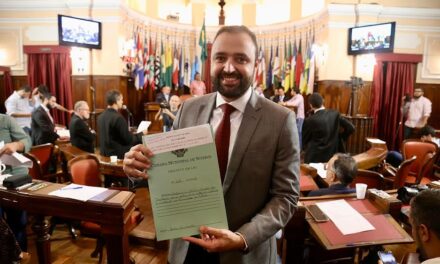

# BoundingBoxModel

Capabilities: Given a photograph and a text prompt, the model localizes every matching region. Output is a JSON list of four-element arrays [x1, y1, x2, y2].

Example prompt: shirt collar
[[215, 87, 252, 114], [314, 106, 325, 113], [41, 104, 50, 113]]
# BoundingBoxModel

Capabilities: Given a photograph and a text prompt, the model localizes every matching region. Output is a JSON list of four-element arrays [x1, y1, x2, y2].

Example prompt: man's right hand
[[123, 144, 154, 179]]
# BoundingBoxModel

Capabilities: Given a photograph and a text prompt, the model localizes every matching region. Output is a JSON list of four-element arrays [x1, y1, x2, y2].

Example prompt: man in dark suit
[[69, 101, 95, 153], [155, 86, 171, 104], [98, 89, 147, 159], [272, 87, 290, 104], [31, 92, 65, 145], [308, 153, 358, 197], [123, 26, 300, 264], [303, 93, 355, 163]]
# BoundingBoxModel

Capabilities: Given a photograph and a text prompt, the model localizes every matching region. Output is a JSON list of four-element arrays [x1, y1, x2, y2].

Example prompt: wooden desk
[[58, 144, 126, 178], [0, 182, 136, 264], [282, 191, 411, 263], [300, 164, 319, 194], [353, 138, 388, 170]]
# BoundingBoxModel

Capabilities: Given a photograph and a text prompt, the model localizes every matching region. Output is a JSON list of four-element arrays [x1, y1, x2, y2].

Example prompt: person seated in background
[[69, 101, 95, 153], [5, 84, 35, 135], [407, 189, 440, 263], [386, 125, 439, 168], [154, 95, 181, 132], [155, 86, 171, 104], [308, 153, 358, 197], [31, 92, 68, 145], [272, 86, 290, 103], [254, 84, 265, 97], [98, 89, 147, 159], [0, 114, 31, 253], [190, 72, 206, 97]]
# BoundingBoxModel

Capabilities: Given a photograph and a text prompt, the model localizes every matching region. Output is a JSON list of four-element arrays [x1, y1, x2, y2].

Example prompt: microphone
[[122, 105, 133, 116]]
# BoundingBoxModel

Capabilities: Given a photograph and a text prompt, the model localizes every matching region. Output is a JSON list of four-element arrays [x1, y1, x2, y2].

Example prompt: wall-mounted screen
[[348, 22, 396, 55], [58, 14, 101, 49]]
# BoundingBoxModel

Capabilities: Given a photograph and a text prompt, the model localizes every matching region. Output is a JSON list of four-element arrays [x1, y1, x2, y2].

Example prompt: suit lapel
[[223, 92, 262, 194], [195, 93, 216, 126]]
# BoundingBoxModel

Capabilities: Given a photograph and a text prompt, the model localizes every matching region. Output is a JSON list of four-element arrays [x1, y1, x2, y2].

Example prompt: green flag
[[199, 19, 207, 62]]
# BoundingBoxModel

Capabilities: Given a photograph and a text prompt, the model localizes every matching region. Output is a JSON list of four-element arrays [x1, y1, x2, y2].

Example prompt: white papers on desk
[[137, 121, 151, 133], [316, 200, 375, 235], [49, 183, 108, 202], [309, 163, 327, 178], [1, 152, 33, 168], [366, 138, 386, 144], [56, 129, 70, 138]]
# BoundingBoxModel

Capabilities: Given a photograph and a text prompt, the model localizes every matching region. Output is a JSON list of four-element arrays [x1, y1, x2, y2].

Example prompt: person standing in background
[[5, 85, 35, 135], [403, 88, 432, 139], [281, 88, 305, 149], [190, 72, 207, 97]]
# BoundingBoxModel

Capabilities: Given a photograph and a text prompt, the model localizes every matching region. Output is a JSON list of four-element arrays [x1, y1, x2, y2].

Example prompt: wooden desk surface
[[0, 182, 136, 264]]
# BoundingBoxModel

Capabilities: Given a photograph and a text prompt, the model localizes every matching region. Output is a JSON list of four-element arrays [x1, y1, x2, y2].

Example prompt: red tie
[[215, 104, 236, 182]]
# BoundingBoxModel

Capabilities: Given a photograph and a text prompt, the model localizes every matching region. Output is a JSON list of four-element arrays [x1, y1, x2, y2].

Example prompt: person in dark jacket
[[303, 93, 355, 163], [308, 153, 358, 197], [69, 101, 95, 153]]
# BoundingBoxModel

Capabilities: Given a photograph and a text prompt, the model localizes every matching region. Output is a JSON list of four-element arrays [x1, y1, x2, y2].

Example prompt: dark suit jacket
[[307, 183, 355, 197], [302, 109, 355, 163], [97, 108, 142, 159], [272, 95, 290, 103], [168, 92, 300, 264], [31, 106, 59, 145], [155, 92, 170, 103], [69, 114, 95, 153]]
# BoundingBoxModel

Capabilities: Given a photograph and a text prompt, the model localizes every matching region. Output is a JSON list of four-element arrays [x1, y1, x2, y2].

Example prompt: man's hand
[[0, 142, 23, 156], [183, 226, 246, 253], [123, 144, 154, 179]]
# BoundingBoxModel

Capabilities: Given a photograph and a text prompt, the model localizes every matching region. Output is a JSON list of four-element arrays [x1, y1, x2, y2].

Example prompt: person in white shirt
[[409, 189, 440, 264], [403, 88, 432, 139], [5, 85, 34, 134]]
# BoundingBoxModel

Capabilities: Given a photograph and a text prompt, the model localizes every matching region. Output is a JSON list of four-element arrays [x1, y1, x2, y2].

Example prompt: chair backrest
[[68, 154, 101, 187], [416, 151, 436, 184], [402, 139, 438, 175], [349, 169, 386, 190], [393, 156, 417, 188], [23, 152, 44, 180], [29, 143, 54, 175]]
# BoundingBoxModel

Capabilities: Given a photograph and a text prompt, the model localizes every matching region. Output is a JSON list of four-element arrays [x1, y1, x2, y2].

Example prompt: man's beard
[[212, 71, 253, 100], [414, 95, 422, 99], [46, 103, 53, 110]]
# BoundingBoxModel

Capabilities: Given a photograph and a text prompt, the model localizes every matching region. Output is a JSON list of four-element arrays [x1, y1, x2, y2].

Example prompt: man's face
[[79, 103, 90, 120], [211, 32, 256, 101], [413, 89, 423, 99], [278, 89, 285, 96], [21, 91, 31, 99], [47, 96, 56, 109], [162, 87, 171, 95], [410, 215, 428, 260], [169, 95, 181, 110], [116, 95, 124, 109]]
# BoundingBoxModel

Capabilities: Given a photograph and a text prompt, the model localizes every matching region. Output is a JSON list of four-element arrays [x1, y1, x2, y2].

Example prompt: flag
[[283, 40, 291, 91], [172, 45, 180, 88], [148, 37, 156, 91], [199, 19, 207, 63], [191, 55, 200, 81], [266, 46, 273, 89], [165, 42, 173, 87], [300, 36, 311, 94], [272, 46, 280, 86], [184, 45, 191, 87], [254, 46, 263, 86], [154, 40, 162, 90], [179, 45, 184, 88], [290, 41, 296, 90], [143, 36, 149, 90], [133, 31, 144, 90], [306, 37, 316, 95], [295, 38, 303, 88]]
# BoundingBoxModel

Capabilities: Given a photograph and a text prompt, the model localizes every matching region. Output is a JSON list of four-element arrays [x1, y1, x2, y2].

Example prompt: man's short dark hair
[[213, 25, 258, 62], [41, 92, 52, 100], [19, 85, 31, 93], [308, 93, 323, 108], [333, 153, 358, 185], [410, 189, 440, 239], [420, 125, 436, 137], [106, 89, 121, 106], [293, 88, 300, 94], [38, 84, 49, 94]]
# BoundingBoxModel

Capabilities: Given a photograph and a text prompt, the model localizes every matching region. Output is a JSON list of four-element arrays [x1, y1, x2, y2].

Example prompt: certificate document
[[142, 124, 228, 241]]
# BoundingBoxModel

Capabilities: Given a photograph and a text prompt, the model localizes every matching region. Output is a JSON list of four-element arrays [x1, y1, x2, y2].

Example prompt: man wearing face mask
[[69, 101, 95, 153], [123, 26, 300, 264], [31, 92, 67, 145], [403, 88, 432, 139]]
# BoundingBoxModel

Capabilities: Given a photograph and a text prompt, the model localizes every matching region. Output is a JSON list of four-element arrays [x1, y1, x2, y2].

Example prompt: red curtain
[[25, 46, 73, 126], [370, 54, 422, 150]]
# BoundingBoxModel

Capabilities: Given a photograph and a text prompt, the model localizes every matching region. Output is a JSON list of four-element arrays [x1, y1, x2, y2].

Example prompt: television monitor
[[58, 14, 102, 49], [348, 22, 396, 55]]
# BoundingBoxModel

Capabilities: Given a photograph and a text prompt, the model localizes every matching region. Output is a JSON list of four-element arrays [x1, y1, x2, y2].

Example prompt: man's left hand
[[183, 226, 246, 253], [0, 142, 22, 156]]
